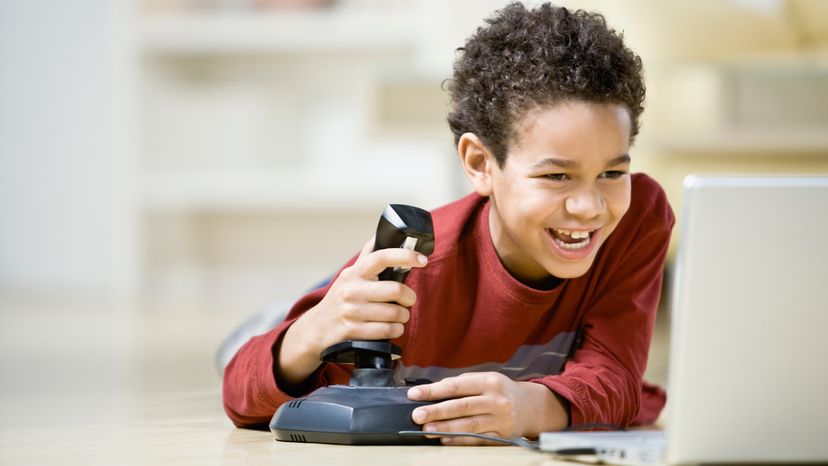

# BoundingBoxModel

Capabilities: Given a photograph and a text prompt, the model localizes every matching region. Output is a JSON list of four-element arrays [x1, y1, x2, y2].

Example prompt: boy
[[223, 2, 673, 444]]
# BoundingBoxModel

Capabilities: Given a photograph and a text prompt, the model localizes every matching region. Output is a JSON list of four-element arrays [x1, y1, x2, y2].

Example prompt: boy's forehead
[[507, 101, 632, 160], [513, 101, 630, 133]]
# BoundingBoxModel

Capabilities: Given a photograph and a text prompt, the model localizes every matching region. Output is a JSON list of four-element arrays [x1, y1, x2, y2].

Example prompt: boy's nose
[[564, 187, 606, 219]]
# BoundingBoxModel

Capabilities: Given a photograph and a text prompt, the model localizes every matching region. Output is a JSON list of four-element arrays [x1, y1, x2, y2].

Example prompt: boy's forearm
[[518, 381, 570, 438], [274, 318, 323, 389]]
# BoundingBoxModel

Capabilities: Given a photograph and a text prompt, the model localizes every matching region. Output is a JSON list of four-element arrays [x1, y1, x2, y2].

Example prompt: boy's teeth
[[553, 228, 591, 239], [549, 228, 593, 250], [553, 235, 590, 250]]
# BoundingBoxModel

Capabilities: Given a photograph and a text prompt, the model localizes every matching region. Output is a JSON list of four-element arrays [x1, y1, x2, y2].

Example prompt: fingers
[[344, 320, 406, 341], [342, 302, 410, 325], [333, 280, 417, 308], [311, 236, 424, 346], [354, 247, 428, 279], [438, 431, 506, 446], [407, 373, 521, 444], [418, 409, 505, 445], [411, 396, 490, 424], [362, 280, 417, 307], [408, 373, 499, 401], [322, 298, 410, 341], [424, 413, 495, 436]]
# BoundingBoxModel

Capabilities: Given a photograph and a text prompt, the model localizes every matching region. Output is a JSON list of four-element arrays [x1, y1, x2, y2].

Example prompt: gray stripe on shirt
[[396, 331, 576, 383]]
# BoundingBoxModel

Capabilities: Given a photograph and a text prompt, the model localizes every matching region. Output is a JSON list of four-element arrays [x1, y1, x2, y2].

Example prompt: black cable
[[398, 430, 604, 457], [398, 422, 625, 452], [397, 430, 539, 449]]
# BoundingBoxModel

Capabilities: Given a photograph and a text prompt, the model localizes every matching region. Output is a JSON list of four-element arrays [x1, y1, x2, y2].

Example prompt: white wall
[[0, 0, 138, 297], [2, 0, 826, 305]]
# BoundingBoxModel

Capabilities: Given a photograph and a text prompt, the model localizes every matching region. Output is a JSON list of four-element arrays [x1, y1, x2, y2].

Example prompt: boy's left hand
[[407, 372, 566, 445]]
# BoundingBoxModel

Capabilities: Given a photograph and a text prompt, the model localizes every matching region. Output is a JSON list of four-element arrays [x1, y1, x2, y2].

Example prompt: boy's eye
[[600, 170, 628, 180], [543, 173, 569, 181]]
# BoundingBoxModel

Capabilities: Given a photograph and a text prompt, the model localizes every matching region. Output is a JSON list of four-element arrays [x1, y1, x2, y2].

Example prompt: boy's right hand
[[276, 238, 428, 388]]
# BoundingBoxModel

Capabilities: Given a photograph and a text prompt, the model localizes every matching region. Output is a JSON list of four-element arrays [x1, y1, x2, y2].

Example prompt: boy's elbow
[[222, 381, 255, 428], [221, 355, 274, 428], [574, 367, 642, 428], [223, 399, 271, 429], [222, 373, 276, 428], [609, 370, 642, 427]]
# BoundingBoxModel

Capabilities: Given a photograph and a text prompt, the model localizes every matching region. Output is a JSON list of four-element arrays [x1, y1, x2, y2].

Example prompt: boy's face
[[486, 101, 632, 283]]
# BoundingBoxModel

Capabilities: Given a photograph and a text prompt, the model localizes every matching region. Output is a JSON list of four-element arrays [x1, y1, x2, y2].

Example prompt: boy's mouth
[[547, 228, 596, 251]]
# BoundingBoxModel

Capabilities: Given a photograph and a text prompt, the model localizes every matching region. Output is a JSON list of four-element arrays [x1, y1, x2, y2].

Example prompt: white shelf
[[140, 10, 416, 56], [142, 170, 456, 212], [655, 129, 828, 156]]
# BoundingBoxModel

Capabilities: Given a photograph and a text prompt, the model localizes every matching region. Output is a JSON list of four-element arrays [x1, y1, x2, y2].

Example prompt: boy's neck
[[527, 275, 563, 291]]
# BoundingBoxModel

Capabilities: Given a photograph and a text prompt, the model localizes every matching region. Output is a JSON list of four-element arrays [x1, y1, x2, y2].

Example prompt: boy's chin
[[547, 259, 595, 279]]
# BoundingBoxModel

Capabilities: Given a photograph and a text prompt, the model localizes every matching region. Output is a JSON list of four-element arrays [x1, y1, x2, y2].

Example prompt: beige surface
[[0, 295, 668, 465], [0, 389, 567, 466]]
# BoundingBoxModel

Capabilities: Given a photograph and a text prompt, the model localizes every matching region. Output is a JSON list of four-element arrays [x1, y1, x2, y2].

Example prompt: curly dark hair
[[446, 2, 645, 166]]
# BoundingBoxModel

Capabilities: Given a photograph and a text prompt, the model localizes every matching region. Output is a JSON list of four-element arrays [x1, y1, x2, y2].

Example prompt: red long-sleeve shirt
[[223, 173, 674, 428]]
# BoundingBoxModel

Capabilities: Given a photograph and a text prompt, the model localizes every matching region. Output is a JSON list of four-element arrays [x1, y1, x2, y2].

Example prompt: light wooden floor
[[0, 294, 670, 465]]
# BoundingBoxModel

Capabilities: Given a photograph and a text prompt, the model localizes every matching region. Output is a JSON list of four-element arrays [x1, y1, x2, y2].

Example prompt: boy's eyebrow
[[531, 154, 631, 170], [606, 154, 632, 167]]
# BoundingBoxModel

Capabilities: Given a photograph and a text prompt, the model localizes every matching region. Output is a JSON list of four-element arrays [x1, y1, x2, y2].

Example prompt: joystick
[[270, 204, 437, 445]]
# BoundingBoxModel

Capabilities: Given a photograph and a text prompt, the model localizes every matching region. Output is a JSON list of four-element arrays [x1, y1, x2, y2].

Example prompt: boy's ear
[[458, 133, 496, 197]]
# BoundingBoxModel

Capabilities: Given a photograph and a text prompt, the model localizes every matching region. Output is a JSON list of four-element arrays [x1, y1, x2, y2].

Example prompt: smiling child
[[223, 2, 674, 444]]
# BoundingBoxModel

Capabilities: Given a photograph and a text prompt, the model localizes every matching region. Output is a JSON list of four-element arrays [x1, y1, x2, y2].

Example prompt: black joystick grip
[[321, 204, 434, 387], [374, 204, 435, 282]]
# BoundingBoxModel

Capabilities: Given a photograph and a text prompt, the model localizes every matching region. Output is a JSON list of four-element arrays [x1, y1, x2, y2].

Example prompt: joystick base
[[270, 385, 437, 445]]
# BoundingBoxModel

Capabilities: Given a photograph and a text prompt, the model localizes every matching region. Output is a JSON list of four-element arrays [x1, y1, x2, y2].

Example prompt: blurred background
[[1, 0, 827, 439]]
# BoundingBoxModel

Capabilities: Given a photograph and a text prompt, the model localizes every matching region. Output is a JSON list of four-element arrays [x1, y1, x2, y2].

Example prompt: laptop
[[540, 175, 828, 465]]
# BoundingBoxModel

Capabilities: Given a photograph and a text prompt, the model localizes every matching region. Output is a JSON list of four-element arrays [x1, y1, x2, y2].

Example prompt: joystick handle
[[374, 204, 435, 282], [321, 204, 434, 387]]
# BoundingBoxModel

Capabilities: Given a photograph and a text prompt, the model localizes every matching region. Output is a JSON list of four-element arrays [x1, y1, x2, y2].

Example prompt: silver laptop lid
[[666, 175, 828, 464]]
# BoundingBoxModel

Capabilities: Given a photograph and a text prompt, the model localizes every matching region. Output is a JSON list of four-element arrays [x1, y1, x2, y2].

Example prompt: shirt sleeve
[[531, 210, 674, 428], [222, 259, 357, 428]]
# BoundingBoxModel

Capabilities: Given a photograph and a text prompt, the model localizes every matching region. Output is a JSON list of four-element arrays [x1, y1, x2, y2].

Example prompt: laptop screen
[[666, 175, 828, 464]]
